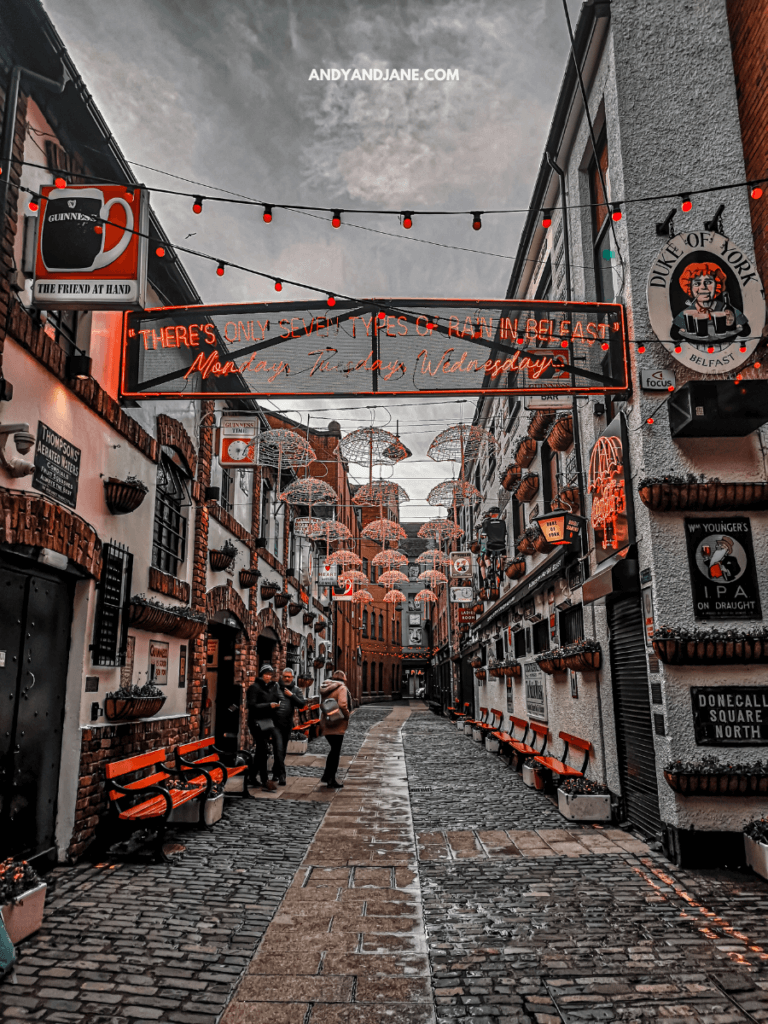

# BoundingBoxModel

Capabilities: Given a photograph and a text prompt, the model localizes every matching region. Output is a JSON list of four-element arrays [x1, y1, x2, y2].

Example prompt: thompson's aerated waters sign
[[121, 299, 627, 400]]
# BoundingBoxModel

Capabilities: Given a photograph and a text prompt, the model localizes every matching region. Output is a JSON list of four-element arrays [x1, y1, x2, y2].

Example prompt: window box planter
[[1, 882, 47, 945], [289, 601, 304, 616], [664, 760, 768, 796], [303, 611, 316, 626], [475, 669, 486, 681], [239, 568, 261, 589], [528, 410, 556, 441], [745, 835, 768, 881], [652, 626, 768, 666], [105, 695, 166, 721], [546, 413, 574, 452], [469, 655, 483, 669], [127, 597, 206, 639], [260, 583, 279, 601], [557, 788, 611, 821], [536, 641, 601, 674], [210, 544, 237, 571], [505, 559, 526, 580], [514, 437, 537, 468], [522, 762, 545, 789], [564, 649, 601, 672], [503, 661, 522, 678], [273, 592, 290, 609], [314, 621, 327, 633], [104, 476, 148, 516], [514, 473, 539, 503], [168, 792, 224, 827], [638, 478, 768, 513], [501, 464, 522, 491]]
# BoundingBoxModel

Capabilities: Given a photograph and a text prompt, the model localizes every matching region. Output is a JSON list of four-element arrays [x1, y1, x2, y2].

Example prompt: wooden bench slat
[[177, 738, 216, 756], [105, 749, 167, 779], [529, 722, 548, 737], [509, 716, 527, 730], [559, 731, 591, 752], [534, 755, 583, 778]]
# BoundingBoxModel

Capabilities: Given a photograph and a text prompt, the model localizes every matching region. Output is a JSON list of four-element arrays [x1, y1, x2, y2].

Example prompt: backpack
[[320, 695, 344, 724]]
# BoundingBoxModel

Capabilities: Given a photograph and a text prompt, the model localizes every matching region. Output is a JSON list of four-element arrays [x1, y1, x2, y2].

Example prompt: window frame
[[152, 454, 189, 577]]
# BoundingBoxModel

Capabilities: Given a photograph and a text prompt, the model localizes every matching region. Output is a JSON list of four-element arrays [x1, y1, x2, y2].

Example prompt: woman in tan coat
[[319, 670, 351, 789]]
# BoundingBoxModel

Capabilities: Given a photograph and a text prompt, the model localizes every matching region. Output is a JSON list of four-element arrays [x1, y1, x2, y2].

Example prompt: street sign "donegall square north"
[[121, 298, 627, 400]]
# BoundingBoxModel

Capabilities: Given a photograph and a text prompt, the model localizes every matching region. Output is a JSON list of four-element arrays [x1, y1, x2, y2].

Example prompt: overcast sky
[[43, 0, 579, 520]]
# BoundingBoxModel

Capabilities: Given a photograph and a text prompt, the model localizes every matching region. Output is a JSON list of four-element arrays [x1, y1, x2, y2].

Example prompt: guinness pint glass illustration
[[40, 187, 134, 272]]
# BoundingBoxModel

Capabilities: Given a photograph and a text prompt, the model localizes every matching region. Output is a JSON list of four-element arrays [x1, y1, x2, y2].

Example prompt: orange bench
[[175, 737, 252, 797], [448, 701, 470, 721], [106, 748, 212, 861], [487, 708, 504, 737], [498, 718, 547, 760], [534, 731, 591, 780], [293, 700, 321, 735]]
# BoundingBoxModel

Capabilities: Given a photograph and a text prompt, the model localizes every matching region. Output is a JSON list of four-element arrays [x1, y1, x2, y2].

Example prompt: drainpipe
[[0, 62, 69, 245]]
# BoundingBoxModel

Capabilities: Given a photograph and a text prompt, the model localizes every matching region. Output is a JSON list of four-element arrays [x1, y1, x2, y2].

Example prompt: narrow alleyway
[[4, 707, 768, 1024]]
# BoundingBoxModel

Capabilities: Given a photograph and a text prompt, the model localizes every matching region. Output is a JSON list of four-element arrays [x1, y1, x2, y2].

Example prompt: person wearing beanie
[[272, 668, 309, 786], [318, 669, 351, 789], [245, 663, 285, 792]]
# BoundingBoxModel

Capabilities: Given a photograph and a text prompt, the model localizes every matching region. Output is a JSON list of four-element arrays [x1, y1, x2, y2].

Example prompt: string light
[[751, 185, 763, 200], [54, 176, 66, 189], [192, 196, 203, 214], [680, 194, 692, 212], [155, 246, 165, 257], [402, 212, 413, 229], [646, 417, 654, 425], [601, 341, 610, 350], [377, 310, 386, 319], [472, 212, 482, 231], [332, 210, 342, 228], [740, 343, 747, 352], [637, 344, 646, 353], [327, 294, 336, 307], [674, 344, 682, 353], [542, 210, 552, 229], [216, 262, 225, 276], [611, 203, 622, 221], [560, 339, 569, 348], [274, 279, 282, 292], [28, 199, 38, 212], [263, 204, 273, 223]]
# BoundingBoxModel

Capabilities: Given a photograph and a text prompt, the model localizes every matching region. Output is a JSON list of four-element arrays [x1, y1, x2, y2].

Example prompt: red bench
[[175, 737, 252, 797], [487, 708, 504, 736], [498, 718, 547, 760], [466, 705, 488, 730], [293, 700, 321, 735], [534, 731, 592, 780], [106, 748, 213, 861]]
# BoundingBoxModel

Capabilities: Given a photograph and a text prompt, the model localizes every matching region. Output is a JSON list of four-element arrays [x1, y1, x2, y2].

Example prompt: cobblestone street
[[3, 707, 768, 1024]]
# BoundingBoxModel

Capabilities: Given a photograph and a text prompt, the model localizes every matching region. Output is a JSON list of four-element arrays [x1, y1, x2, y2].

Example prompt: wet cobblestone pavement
[[4, 707, 768, 1024]]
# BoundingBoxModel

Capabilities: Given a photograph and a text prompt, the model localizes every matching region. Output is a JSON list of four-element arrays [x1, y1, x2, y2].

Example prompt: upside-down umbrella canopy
[[338, 570, 369, 585], [418, 568, 448, 585], [383, 589, 406, 604], [280, 479, 337, 506], [416, 550, 452, 568], [372, 549, 408, 569], [350, 589, 374, 604], [293, 518, 352, 543], [361, 518, 407, 543], [352, 481, 410, 508], [337, 427, 411, 467], [427, 424, 499, 463], [257, 429, 316, 469], [427, 479, 483, 508], [377, 569, 409, 586], [326, 549, 362, 567], [418, 519, 464, 542], [415, 588, 438, 603]]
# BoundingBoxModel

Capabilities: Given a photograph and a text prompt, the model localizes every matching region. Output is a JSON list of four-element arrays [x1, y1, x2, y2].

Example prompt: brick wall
[[148, 566, 190, 603], [0, 490, 102, 579]]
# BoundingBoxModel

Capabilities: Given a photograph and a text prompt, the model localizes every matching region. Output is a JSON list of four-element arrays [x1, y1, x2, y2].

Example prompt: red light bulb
[[192, 197, 203, 214], [327, 294, 336, 307], [751, 185, 763, 200], [28, 199, 39, 212], [668, 384, 674, 392], [471, 212, 482, 230], [560, 339, 568, 348], [377, 310, 386, 319], [155, 246, 165, 257], [611, 203, 622, 221], [681, 194, 692, 212], [740, 344, 747, 352], [332, 210, 341, 228], [755, 361, 762, 369], [637, 344, 646, 353], [707, 345, 714, 353], [216, 263, 225, 277], [674, 344, 682, 353], [601, 342, 610, 350], [402, 213, 413, 229], [274, 280, 282, 292], [646, 417, 654, 425], [542, 210, 552, 229], [54, 176, 66, 189], [263, 205, 273, 223]]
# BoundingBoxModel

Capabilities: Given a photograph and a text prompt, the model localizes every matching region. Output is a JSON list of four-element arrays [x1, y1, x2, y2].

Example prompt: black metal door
[[210, 625, 240, 754], [608, 595, 661, 838], [0, 565, 72, 860]]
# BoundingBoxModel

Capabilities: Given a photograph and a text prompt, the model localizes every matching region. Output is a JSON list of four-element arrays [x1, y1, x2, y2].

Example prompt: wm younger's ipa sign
[[121, 299, 627, 400]]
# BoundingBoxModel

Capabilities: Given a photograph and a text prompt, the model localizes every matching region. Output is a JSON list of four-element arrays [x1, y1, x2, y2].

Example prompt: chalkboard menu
[[32, 421, 81, 508], [691, 686, 768, 746]]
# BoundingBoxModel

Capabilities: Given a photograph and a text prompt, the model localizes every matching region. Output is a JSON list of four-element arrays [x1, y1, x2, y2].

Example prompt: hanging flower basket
[[314, 620, 327, 633], [260, 583, 279, 601], [475, 669, 486, 681], [105, 695, 167, 721], [303, 611, 316, 626], [558, 485, 581, 510], [652, 626, 768, 666], [210, 543, 237, 571], [104, 476, 148, 516], [514, 473, 539, 503], [505, 660, 522, 678], [501, 464, 523, 491], [514, 437, 537, 468], [532, 526, 554, 554], [470, 655, 483, 669], [472, 602, 484, 615], [527, 410, 556, 441], [289, 601, 303, 616], [313, 657, 325, 669], [239, 568, 261, 589], [664, 758, 768, 796], [638, 477, 768, 513], [546, 413, 574, 452], [273, 592, 290, 609], [516, 532, 536, 556], [505, 559, 526, 580], [536, 640, 601, 674], [296, 674, 313, 688], [127, 597, 206, 639], [478, 588, 488, 601], [488, 586, 499, 600], [470, 540, 481, 554]]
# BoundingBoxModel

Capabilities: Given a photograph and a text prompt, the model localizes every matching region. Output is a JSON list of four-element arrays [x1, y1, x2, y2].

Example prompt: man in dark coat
[[245, 663, 283, 792], [273, 668, 309, 786]]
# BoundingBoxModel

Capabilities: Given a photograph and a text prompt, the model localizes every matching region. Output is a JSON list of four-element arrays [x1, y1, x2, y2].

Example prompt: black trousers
[[251, 725, 285, 785], [276, 725, 292, 780], [323, 734, 344, 782]]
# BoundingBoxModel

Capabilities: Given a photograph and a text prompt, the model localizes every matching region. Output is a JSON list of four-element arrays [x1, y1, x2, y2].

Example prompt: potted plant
[[303, 610, 316, 626], [0, 858, 46, 945], [562, 639, 601, 672], [531, 523, 554, 554], [557, 777, 612, 822], [546, 412, 574, 452], [127, 596, 206, 639], [505, 659, 522, 678], [505, 558, 526, 580], [535, 651, 557, 675], [744, 818, 768, 881], [261, 581, 279, 601], [527, 410, 556, 441], [297, 673, 314, 687], [469, 654, 483, 669], [488, 586, 499, 600], [210, 540, 237, 571], [488, 657, 501, 679], [516, 530, 536, 556], [652, 625, 768, 666], [514, 473, 539, 503], [103, 474, 148, 515], [288, 600, 303, 616], [105, 681, 167, 721], [273, 592, 290, 609], [501, 464, 523, 491], [475, 668, 487, 681], [663, 757, 768, 796], [314, 620, 327, 634], [168, 778, 226, 827], [559, 485, 580, 510], [239, 567, 261, 589], [638, 475, 768, 513], [514, 437, 537, 468]]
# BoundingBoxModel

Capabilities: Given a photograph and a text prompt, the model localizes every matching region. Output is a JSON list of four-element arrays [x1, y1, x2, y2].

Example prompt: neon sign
[[121, 298, 627, 400], [587, 415, 634, 562]]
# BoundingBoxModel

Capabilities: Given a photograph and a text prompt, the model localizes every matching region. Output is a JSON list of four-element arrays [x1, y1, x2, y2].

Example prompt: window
[[589, 131, 614, 302], [362, 661, 368, 691], [378, 662, 384, 692], [220, 466, 234, 514], [541, 444, 559, 511], [514, 629, 526, 660], [532, 619, 550, 654], [261, 482, 272, 541], [152, 455, 188, 576], [42, 308, 81, 356], [559, 603, 584, 645], [362, 557, 369, 580], [362, 610, 368, 637], [378, 614, 384, 640]]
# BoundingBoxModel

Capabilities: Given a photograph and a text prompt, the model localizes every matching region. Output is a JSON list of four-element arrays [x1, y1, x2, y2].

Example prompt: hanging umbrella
[[350, 589, 374, 604], [352, 481, 410, 508], [427, 424, 499, 464], [418, 519, 464, 543], [362, 518, 407, 543], [293, 519, 352, 543], [418, 569, 448, 586], [372, 550, 408, 569], [280, 479, 337, 507], [338, 570, 370, 585], [427, 479, 483, 508], [337, 426, 411, 470], [415, 588, 438, 603], [416, 550, 452, 568], [383, 589, 406, 604], [258, 429, 316, 492], [326, 549, 362, 567], [377, 569, 409, 586]]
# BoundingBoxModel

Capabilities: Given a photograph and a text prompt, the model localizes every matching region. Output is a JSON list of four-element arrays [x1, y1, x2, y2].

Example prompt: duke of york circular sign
[[647, 230, 765, 373]]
